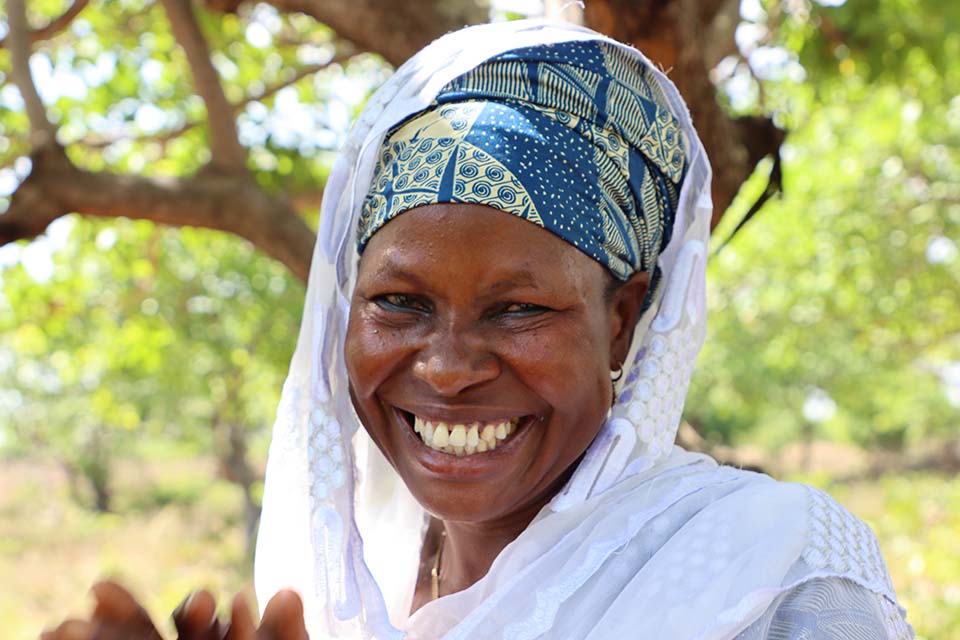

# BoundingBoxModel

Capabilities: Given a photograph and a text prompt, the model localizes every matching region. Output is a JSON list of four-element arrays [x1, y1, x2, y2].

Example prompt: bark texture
[[258, 0, 489, 66], [2, 145, 315, 281], [0, 0, 89, 48]]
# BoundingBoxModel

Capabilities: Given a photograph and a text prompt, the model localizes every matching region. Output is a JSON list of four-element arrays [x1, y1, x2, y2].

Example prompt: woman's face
[[345, 203, 648, 526]]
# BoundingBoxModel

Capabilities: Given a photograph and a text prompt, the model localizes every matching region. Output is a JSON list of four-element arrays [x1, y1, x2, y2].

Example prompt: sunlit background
[[1, 0, 957, 638]]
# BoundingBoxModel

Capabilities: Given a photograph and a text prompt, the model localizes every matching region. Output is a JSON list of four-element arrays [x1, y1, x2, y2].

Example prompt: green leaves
[[688, 0, 960, 450], [0, 213, 303, 496]]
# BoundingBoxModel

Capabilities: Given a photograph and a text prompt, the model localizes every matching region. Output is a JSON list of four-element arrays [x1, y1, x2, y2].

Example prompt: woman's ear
[[608, 271, 651, 370]]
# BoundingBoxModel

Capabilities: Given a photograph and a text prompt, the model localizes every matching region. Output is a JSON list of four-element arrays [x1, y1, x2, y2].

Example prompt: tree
[[2, 0, 956, 515], [0, 0, 486, 280], [1, 0, 788, 277], [0, 0, 784, 526], [684, 0, 960, 455], [0, 214, 302, 547]]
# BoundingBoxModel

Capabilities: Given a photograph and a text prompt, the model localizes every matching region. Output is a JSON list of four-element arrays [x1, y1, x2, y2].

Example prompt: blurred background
[[0, 0, 957, 638]]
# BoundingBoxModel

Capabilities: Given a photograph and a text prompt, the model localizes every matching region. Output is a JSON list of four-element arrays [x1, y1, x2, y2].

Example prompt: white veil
[[255, 20, 901, 640]]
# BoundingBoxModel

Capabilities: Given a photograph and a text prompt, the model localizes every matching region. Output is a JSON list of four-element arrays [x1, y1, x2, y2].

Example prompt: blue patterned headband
[[358, 40, 687, 291]]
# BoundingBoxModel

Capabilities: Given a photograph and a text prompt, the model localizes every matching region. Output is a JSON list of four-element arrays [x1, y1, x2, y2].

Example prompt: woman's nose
[[412, 330, 500, 396]]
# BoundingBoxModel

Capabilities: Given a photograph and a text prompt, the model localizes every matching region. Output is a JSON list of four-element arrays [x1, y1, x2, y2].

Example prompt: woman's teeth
[[413, 416, 520, 456]]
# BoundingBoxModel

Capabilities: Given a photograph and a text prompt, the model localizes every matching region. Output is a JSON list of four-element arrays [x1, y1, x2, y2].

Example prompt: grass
[[2, 456, 956, 639], [0, 457, 251, 640]]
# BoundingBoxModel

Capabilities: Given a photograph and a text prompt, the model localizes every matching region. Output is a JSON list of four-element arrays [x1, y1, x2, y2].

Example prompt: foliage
[[0, 0, 383, 514], [685, 0, 960, 450], [0, 0, 386, 194], [0, 0, 957, 632], [0, 215, 304, 511]]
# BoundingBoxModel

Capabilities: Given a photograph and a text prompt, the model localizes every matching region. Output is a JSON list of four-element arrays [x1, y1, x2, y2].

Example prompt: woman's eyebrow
[[482, 271, 540, 294], [369, 258, 430, 287], [372, 255, 541, 291]]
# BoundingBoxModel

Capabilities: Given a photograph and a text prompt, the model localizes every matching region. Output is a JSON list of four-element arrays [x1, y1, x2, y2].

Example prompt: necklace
[[430, 529, 446, 600]]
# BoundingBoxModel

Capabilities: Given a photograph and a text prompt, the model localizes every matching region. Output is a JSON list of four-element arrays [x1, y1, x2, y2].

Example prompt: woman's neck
[[439, 511, 535, 593], [409, 499, 543, 614], [410, 465, 579, 614]]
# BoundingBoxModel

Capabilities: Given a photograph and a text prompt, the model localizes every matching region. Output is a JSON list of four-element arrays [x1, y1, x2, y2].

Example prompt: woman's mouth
[[400, 413, 526, 456]]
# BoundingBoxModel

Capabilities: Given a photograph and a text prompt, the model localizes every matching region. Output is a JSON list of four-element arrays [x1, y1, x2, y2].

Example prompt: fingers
[[90, 581, 163, 640], [40, 619, 94, 640], [172, 590, 221, 640], [221, 593, 255, 640], [90, 581, 136, 620], [257, 590, 308, 640]]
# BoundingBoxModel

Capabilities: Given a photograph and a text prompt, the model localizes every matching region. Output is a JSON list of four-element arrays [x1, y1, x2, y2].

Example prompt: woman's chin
[[415, 491, 510, 524], [388, 408, 548, 502]]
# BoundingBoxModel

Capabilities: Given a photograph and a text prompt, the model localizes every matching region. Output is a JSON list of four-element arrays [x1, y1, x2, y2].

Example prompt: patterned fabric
[[736, 578, 914, 640], [802, 486, 895, 595], [357, 41, 687, 292]]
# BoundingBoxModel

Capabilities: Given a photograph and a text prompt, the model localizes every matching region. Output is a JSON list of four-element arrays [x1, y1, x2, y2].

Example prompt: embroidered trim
[[801, 485, 895, 598]]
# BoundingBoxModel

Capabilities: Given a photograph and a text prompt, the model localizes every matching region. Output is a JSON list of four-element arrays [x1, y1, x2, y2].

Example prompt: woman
[[46, 20, 913, 640]]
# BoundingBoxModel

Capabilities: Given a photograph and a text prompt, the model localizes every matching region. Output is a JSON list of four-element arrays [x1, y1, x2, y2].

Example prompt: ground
[[2, 454, 957, 639]]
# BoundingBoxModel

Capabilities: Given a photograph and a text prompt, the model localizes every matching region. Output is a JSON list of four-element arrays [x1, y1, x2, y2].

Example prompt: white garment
[[738, 578, 913, 639], [254, 20, 912, 639]]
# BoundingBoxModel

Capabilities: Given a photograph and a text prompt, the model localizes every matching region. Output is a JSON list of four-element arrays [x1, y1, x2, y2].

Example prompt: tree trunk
[[90, 470, 112, 513], [259, 0, 490, 67], [214, 419, 261, 556], [81, 427, 113, 513]]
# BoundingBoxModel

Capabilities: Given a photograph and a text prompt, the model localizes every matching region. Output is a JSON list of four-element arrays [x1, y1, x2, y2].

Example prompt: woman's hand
[[40, 581, 164, 640], [219, 589, 309, 640], [40, 581, 308, 640]]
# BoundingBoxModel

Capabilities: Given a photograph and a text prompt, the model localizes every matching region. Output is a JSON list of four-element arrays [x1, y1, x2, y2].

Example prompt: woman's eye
[[501, 302, 548, 317], [374, 294, 430, 313]]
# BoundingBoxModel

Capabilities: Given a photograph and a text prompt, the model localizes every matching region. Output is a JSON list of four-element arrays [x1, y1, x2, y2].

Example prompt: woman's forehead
[[357, 203, 607, 294]]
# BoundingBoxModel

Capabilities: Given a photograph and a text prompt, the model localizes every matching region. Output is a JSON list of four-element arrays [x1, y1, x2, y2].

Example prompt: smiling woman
[[256, 23, 911, 640], [346, 203, 650, 612], [43, 19, 913, 640], [255, 21, 913, 639]]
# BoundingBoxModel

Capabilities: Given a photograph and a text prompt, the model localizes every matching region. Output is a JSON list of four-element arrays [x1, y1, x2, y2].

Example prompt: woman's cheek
[[345, 316, 394, 392], [504, 327, 604, 402]]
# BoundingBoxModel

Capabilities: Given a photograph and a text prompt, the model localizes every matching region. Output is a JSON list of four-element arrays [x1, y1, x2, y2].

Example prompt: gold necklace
[[430, 529, 446, 600]]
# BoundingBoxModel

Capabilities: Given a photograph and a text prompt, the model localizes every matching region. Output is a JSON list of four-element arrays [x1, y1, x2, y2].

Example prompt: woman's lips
[[392, 407, 540, 477]]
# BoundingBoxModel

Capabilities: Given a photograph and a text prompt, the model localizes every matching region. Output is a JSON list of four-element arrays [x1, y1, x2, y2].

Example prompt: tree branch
[[160, 0, 247, 171], [1, 146, 315, 281], [0, 0, 89, 48], [78, 58, 346, 149], [262, 0, 488, 66], [7, 0, 58, 146]]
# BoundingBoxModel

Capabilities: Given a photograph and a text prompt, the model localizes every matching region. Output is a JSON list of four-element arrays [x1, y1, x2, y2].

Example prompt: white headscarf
[[255, 20, 901, 639]]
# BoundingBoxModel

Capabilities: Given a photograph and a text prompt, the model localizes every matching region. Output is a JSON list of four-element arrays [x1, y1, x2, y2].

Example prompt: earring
[[611, 364, 624, 382]]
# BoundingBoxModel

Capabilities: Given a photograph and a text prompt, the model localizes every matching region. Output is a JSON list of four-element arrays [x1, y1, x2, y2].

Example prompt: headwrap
[[255, 21, 909, 640], [358, 41, 687, 299]]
